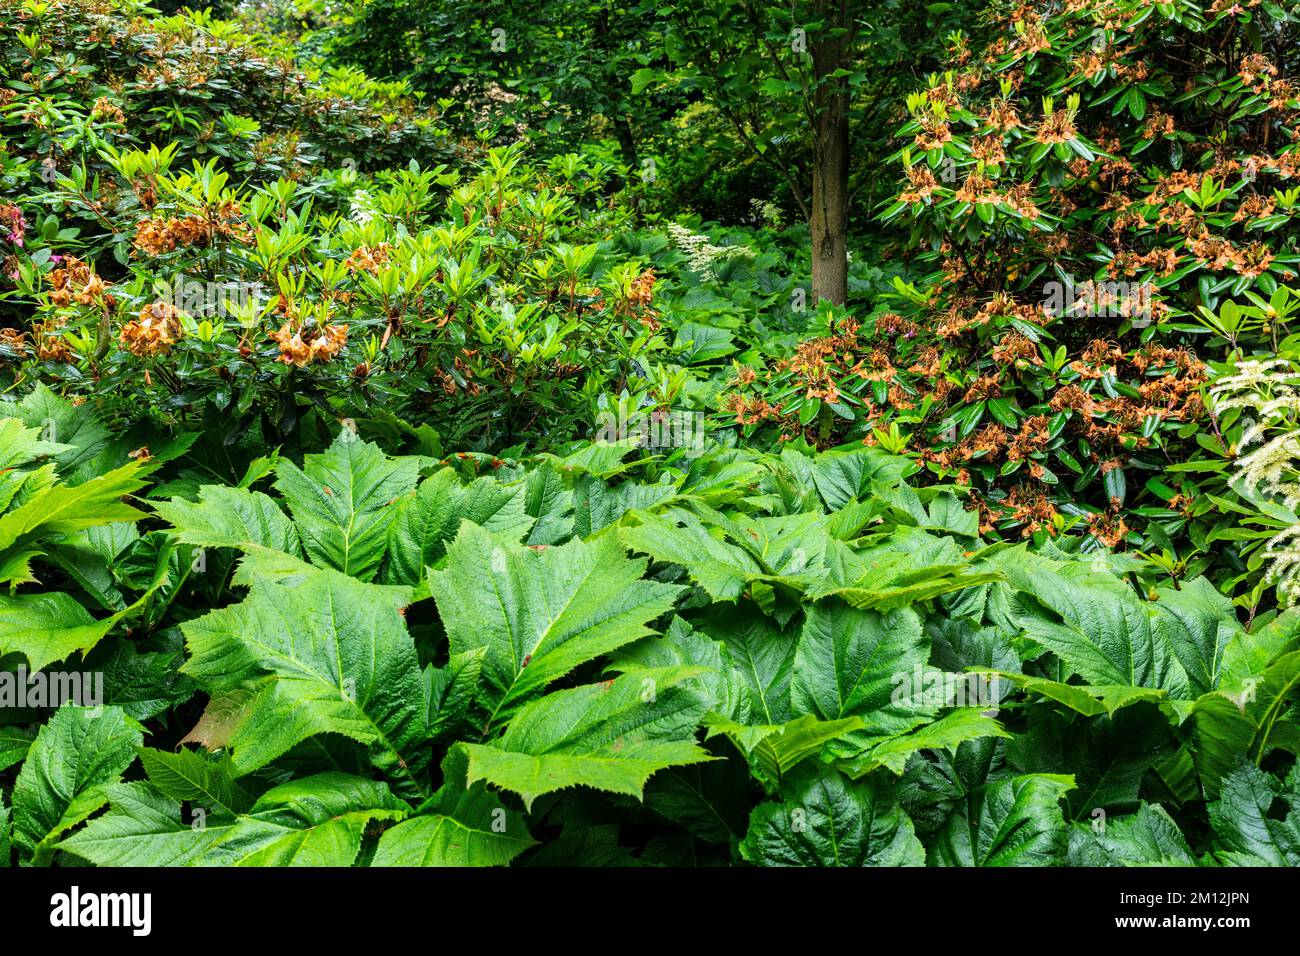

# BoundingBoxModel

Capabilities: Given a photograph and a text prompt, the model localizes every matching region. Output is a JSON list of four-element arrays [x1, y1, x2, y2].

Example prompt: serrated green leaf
[[138, 747, 252, 819], [12, 704, 143, 865], [181, 568, 428, 795], [372, 748, 534, 866], [384, 468, 533, 585], [431, 523, 683, 727], [273, 436, 418, 581], [152, 484, 300, 556], [464, 667, 713, 810], [740, 764, 924, 866], [1067, 803, 1195, 866], [1208, 763, 1300, 866], [930, 773, 1075, 866]]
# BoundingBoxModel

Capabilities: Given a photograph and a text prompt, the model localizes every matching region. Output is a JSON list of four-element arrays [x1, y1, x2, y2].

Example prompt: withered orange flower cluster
[[723, 392, 789, 428], [1035, 107, 1077, 145], [120, 302, 182, 356], [611, 268, 659, 330], [900, 165, 939, 203], [775, 319, 871, 406], [48, 255, 112, 307], [977, 483, 1061, 538], [133, 202, 251, 256], [344, 243, 393, 275], [90, 96, 126, 124], [0, 328, 28, 357], [268, 322, 348, 366]]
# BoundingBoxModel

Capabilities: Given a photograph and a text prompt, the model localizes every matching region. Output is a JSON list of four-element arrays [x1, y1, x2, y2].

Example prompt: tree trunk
[[613, 114, 639, 171], [808, 6, 851, 306]]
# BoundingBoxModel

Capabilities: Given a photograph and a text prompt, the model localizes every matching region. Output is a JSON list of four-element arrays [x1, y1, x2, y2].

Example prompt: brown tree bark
[[808, 2, 851, 306]]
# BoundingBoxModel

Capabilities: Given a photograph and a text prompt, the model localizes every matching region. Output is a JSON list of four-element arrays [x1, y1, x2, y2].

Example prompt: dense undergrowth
[[0, 0, 1299, 867]]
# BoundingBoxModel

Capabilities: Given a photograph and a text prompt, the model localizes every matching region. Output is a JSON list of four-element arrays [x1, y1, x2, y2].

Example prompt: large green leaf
[[841, 708, 1012, 777], [622, 507, 830, 623], [620, 508, 760, 602], [424, 648, 486, 742], [1208, 762, 1300, 866], [431, 522, 683, 726], [643, 757, 751, 846], [571, 473, 678, 538], [273, 436, 418, 581], [372, 748, 534, 866], [1189, 649, 1300, 796], [58, 783, 229, 866], [1152, 578, 1237, 698], [152, 485, 300, 556], [62, 774, 408, 867], [791, 445, 910, 510], [12, 704, 143, 865], [0, 417, 70, 471], [181, 568, 428, 794], [610, 615, 751, 723], [0, 460, 149, 587], [699, 605, 795, 725], [463, 667, 713, 809], [0, 725, 36, 773], [137, 747, 253, 820], [383, 468, 534, 585], [1066, 803, 1196, 866], [792, 602, 935, 754], [202, 774, 408, 866], [1007, 707, 1169, 820], [705, 713, 863, 786], [15, 384, 111, 473], [739, 764, 924, 866], [1004, 557, 1188, 695], [930, 773, 1075, 866], [0, 592, 119, 672]]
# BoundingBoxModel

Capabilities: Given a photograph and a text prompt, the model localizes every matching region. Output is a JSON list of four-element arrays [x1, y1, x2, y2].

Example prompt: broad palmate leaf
[[273, 436, 418, 581], [12, 704, 143, 865], [152, 484, 300, 556], [0, 459, 149, 587], [383, 468, 534, 586], [930, 773, 1075, 867], [463, 666, 713, 809], [792, 602, 935, 755], [430, 522, 683, 727], [181, 567, 428, 795], [373, 747, 535, 866], [62, 774, 407, 866], [1208, 762, 1300, 866], [1003, 556, 1189, 695], [739, 764, 924, 867], [1067, 803, 1195, 866]]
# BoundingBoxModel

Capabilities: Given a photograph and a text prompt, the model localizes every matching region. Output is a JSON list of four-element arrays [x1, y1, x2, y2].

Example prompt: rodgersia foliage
[[0, 407, 1295, 867], [0, 0, 1299, 869]]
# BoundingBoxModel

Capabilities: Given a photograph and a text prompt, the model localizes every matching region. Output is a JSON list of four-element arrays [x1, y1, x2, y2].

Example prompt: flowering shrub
[[3, 144, 680, 450], [0, 0, 452, 293], [724, 0, 1300, 567]]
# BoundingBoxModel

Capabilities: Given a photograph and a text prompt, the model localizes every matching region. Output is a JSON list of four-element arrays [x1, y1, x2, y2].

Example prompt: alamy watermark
[[50, 887, 151, 936], [153, 273, 267, 322], [0, 666, 103, 712], [890, 665, 1002, 718], [594, 407, 708, 454], [1041, 275, 1155, 327]]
